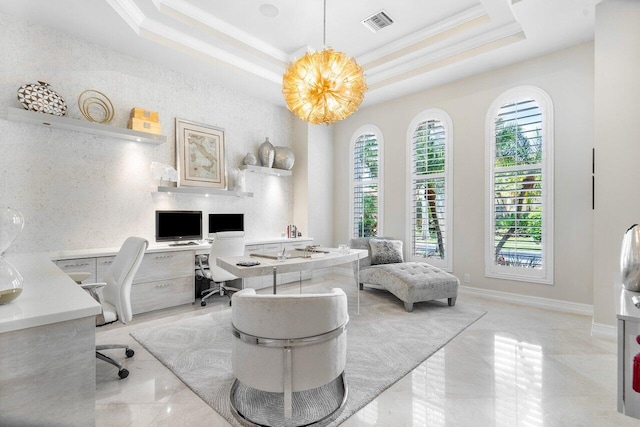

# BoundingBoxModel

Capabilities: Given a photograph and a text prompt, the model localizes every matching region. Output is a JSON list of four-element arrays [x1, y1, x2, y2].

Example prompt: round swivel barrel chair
[[230, 288, 349, 427]]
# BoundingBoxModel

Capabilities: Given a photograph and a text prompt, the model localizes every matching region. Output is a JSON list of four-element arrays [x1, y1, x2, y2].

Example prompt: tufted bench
[[350, 237, 459, 312]]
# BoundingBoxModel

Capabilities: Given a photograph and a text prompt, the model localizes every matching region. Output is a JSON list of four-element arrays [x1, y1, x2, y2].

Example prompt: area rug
[[131, 281, 485, 426]]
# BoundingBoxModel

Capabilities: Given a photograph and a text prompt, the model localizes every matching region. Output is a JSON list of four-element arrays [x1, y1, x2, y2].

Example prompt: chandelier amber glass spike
[[282, 0, 367, 125]]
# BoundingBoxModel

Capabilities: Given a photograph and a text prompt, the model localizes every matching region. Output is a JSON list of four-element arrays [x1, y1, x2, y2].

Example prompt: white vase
[[236, 169, 246, 193], [243, 153, 257, 166]]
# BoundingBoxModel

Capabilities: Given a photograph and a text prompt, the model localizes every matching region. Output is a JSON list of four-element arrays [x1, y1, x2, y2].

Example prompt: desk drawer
[[134, 251, 194, 284], [131, 276, 194, 315], [56, 258, 97, 283], [263, 243, 281, 254], [283, 241, 309, 251], [96, 256, 116, 282]]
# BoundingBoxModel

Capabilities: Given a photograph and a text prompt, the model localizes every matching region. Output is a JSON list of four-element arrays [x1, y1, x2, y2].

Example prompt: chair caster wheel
[[125, 348, 134, 358], [229, 300, 232, 306], [201, 301, 207, 307], [118, 369, 129, 379]]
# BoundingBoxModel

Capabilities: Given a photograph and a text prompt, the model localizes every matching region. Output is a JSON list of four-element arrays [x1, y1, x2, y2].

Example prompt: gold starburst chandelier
[[282, 0, 367, 125]]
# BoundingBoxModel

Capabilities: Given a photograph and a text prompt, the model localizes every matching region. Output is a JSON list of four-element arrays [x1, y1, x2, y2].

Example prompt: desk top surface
[[0, 253, 101, 333], [217, 248, 368, 277], [41, 237, 314, 260]]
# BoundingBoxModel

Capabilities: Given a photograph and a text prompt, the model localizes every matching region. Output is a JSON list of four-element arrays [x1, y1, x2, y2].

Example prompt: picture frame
[[176, 118, 226, 189]]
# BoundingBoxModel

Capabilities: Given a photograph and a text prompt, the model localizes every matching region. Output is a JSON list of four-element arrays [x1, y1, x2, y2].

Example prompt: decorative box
[[130, 107, 159, 122], [128, 117, 162, 135]]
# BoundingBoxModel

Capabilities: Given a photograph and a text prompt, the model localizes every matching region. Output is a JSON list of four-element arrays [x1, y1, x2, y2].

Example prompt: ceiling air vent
[[362, 10, 394, 33]]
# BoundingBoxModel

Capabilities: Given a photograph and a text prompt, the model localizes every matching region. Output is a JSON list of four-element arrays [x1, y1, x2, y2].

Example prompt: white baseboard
[[591, 322, 617, 340], [459, 285, 594, 316]]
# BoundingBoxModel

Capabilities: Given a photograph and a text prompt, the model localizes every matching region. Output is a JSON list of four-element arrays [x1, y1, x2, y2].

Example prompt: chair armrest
[[67, 272, 91, 284], [79, 282, 107, 291], [79, 282, 107, 302]]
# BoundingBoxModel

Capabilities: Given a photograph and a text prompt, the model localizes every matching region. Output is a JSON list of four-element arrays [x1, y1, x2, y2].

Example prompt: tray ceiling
[[0, 0, 601, 108]]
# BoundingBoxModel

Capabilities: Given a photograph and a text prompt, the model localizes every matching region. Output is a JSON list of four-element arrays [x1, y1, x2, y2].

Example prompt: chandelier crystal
[[281, 0, 366, 125]]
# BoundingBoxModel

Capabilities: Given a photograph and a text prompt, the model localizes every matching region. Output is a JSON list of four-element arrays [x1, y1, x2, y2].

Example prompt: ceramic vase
[[243, 152, 258, 166], [17, 81, 67, 116], [273, 146, 295, 170], [621, 224, 640, 292], [258, 137, 274, 168]]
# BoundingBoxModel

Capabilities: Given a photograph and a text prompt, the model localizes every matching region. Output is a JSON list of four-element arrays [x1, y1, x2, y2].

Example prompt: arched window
[[406, 109, 453, 271], [485, 86, 554, 284], [350, 125, 384, 238]]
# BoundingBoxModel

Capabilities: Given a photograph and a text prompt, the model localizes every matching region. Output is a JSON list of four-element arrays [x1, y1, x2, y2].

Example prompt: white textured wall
[[593, 0, 640, 326], [333, 43, 594, 305], [0, 13, 294, 253], [307, 124, 334, 247], [292, 121, 334, 247]]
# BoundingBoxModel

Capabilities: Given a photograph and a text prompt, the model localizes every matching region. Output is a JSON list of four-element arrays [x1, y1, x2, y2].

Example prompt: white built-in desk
[[44, 237, 314, 315], [0, 253, 101, 426]]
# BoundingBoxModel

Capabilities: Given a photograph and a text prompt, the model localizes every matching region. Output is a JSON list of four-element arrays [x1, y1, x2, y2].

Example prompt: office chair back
[[209, 231, 245, 282], [102, 236, 148, 324]]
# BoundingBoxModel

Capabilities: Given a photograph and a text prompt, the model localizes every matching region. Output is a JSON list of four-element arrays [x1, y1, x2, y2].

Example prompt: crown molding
[[367, 21, 525, 88], [154, 0, 290, 66], [358, 4, 488, 67], [107, 0, 282, 84], [105, 0, 145, 31]]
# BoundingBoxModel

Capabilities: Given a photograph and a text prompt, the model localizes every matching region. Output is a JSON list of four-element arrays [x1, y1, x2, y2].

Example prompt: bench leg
[[448, 297, 457, 307], [404, 302, 413, 312]]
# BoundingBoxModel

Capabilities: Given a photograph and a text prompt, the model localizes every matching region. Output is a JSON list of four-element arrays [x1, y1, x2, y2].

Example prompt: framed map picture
[[176, 118, 226, 189]]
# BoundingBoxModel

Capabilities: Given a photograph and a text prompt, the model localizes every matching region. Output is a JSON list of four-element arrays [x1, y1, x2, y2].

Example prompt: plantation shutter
[[411, 120, 446, 259], [353, 133, 379, 237], [492, 98, 543, 269]]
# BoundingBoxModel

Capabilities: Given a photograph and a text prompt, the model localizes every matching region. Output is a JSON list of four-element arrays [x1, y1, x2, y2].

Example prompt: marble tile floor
[[94, 273, 636, 427]]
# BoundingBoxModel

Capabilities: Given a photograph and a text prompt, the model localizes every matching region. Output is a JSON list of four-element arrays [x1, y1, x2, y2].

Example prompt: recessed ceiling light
[[259, 3, 279, 18]]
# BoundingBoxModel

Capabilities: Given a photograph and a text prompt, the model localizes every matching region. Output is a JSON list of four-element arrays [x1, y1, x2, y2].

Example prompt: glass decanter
[[0, 207, 25, 304]]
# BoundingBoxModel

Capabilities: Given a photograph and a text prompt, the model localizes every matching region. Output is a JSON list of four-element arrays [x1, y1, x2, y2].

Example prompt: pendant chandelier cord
[[323, 0, 327, 47]]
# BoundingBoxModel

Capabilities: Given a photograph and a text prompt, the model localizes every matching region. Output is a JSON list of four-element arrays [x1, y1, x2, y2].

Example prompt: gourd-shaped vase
[[258, 137, 275, 168], [0, 207, 25, 304], [621, 224, 640, 292], [273, 146, 295, 170], [243, 152, 258, 166]]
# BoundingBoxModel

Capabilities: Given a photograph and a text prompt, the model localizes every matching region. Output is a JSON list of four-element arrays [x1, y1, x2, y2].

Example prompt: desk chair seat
[[68, 236, 148, 379], [199, 231, 245, 306]]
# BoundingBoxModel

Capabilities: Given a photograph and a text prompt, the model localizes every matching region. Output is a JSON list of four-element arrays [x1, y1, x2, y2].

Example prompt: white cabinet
[[243, 244, 264, 289], [618, 286, 640, 419], [130, 251, 194, 314], [59, 250, 195, 316], [56, 258, 97, 283], [242, 239, 314, 290]]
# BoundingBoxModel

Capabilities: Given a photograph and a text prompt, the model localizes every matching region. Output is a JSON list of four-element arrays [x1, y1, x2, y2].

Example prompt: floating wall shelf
[[6, 107, 166, 145], [240, 165, 292, 176], [155, 186, 253, 198]]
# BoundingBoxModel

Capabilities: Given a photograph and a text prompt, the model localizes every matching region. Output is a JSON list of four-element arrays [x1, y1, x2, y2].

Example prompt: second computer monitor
[[209, 213, 244, 236]]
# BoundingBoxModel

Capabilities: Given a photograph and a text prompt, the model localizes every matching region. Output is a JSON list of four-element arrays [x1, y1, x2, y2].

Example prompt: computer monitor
[[155, 210, 202, 243], [209, 213, 244, 236]]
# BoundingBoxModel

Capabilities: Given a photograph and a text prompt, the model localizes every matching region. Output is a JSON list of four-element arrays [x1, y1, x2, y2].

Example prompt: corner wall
[[292, 121, 334, 247], [333, 42, 594, 305], [593, 0, 640, 326]]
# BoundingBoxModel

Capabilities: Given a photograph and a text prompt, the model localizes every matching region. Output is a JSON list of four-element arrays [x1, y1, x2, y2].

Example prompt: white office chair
[[198, 231, 245, 306], [70, 236, 148, 379], [230, 288, 349, 427]]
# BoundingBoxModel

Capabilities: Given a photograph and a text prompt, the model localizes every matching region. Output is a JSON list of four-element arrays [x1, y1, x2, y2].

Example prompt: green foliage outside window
[[354, 135, 379, 238], [493, 117, 543, 267]]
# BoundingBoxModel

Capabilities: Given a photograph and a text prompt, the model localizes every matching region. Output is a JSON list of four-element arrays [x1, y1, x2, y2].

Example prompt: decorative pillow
[[369, 239, 404, 265]]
